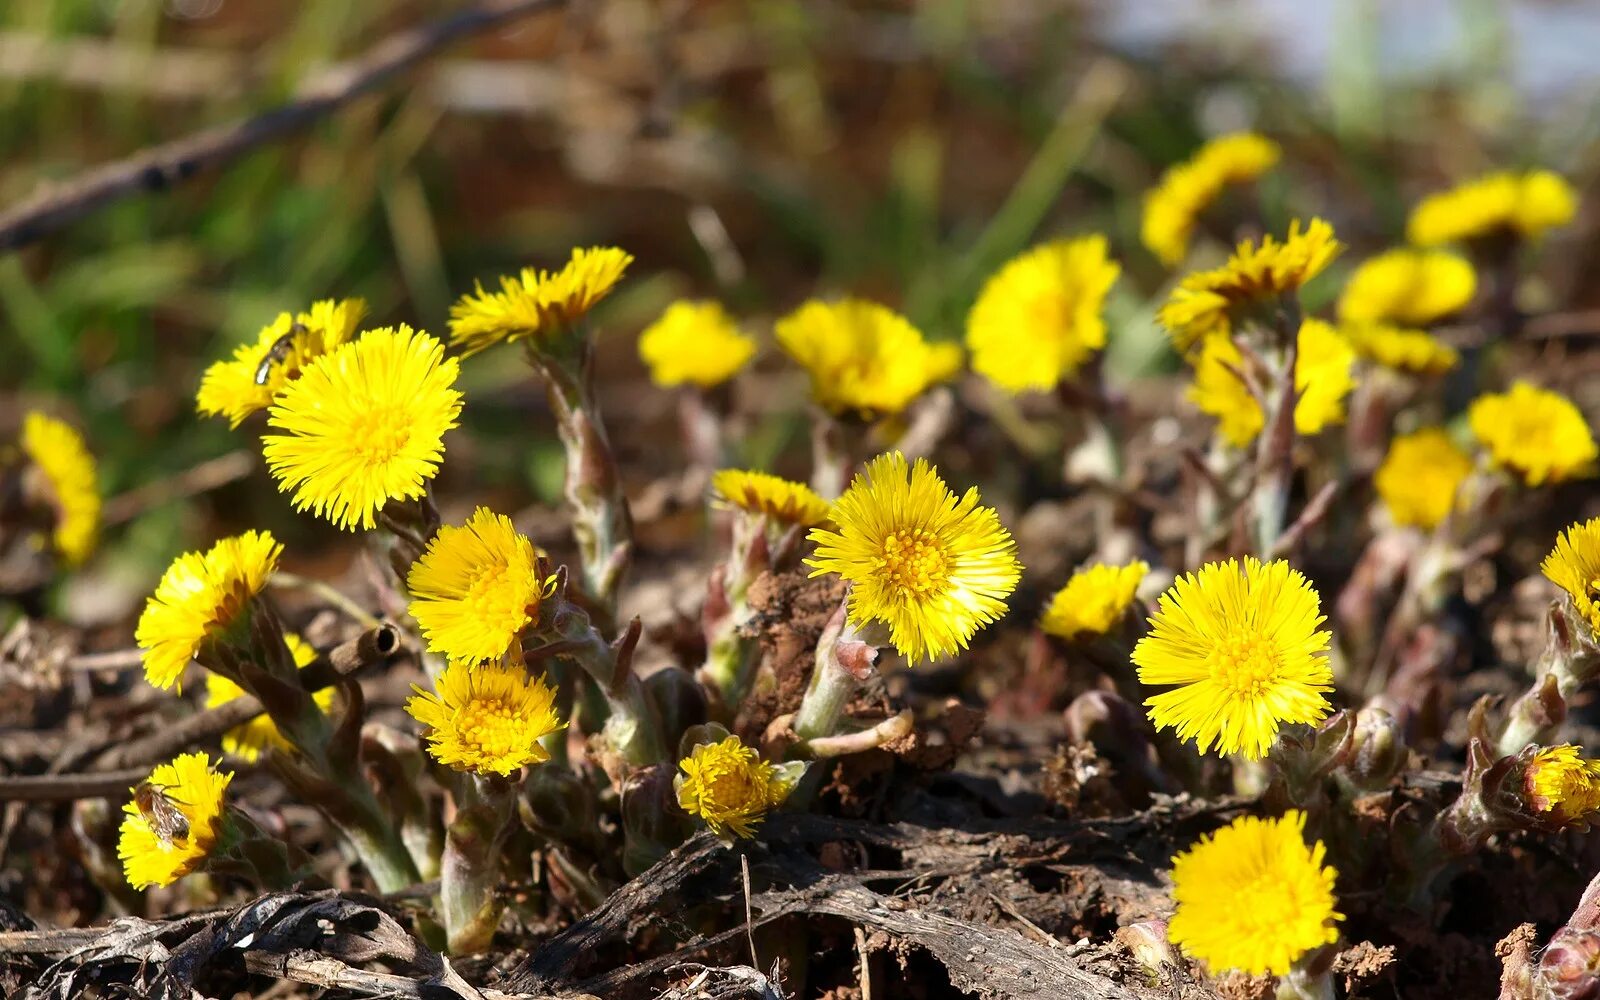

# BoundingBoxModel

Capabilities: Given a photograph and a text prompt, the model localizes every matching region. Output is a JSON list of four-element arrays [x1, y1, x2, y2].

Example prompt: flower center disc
[[1207, 630, 1282, 698], [349, 408, 411, 465], [881, 528, 951, 598], [457, 695, 526, 761]]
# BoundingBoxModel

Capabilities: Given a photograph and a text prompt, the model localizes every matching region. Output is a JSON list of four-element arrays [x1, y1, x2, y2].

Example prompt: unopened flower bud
[[1114, 920, 1177, 981], [1540, 929, 1600, 1000], [1346, 707, 1406, 788]]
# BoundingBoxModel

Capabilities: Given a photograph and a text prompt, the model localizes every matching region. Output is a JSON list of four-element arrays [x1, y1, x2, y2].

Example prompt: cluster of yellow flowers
[[1142, 131, 1281, 266]]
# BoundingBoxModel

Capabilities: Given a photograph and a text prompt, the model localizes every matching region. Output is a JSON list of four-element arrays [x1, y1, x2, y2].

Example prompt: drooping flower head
[[405, 659, 566, 776], [1167, 811, 1342, 976], [1133, 557, 1334, 759], [638, 300, 757, 389], [1525, 745, 1600, 828], [449, 246, 634, 355], [1187, 318, 1356, 448], [807, 452, 1021, 664], [1160, 218, 1342, 350], [712, 469, 831, 528], [1336, 249, 1475, 327], [18, 411, 100, 566], [206, 634, 333, 762], [1543, 517, 1600, 639], [1341, 323, 1459, 375], [263, 326, 463, 531], [117, 752, 233, 889], [775, 298, 961, 419], [1141, 132, 1281, 266], [965, 235, 1120, 393], [1039, 560, 1149, 640], [1407, 169, 1577, 247], [1468, 382, 1596, 487], [1374, 428, 1473, 531], [196, 298, 367, 427], [675, 734, 797, 839], [407, 507, 545, 663], [135, 530, 282, 691]]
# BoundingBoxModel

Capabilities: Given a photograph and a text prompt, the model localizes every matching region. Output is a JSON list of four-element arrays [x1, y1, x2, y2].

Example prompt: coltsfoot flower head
[[1525, 745, 1600, 827], [407, 508, 544, 662], [135, 530, 282, 691], [1341, 323, 1459, 375], [966, 235, 1120, 393], [1543, 517, 1600, 638], [1187, 318, 1356, 448], [19, 411, 99, 566], [1375, 428, 1473, 531], [117, 752, 233, 890], [1134, 557, 1334, 759], [638, 300, 756, 389], [205, 634, 331, 762], [1141, 132, 1281, 266], [675, 735, 797, 839], [1469, 381, 1597, 487], [449, 246, 633, 355], [776, 298, 960, 419], [263, 326, 463, 530], [1336, 249, 1476, 327], [196, 298, 367, 427], [807, 452, 1021, 664], [1039, 560, 1149, 640], [1167, 810, 1341, 976], [1408, 169, 1577, 247], [712, 469, 831, 527], [1159, 218, 1342, 350], [406, 659, 565, 776]]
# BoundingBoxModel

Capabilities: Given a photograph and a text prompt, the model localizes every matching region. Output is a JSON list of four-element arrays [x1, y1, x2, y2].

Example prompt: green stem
[[793, 601, 870, 743], [439, 776, 517, 954]]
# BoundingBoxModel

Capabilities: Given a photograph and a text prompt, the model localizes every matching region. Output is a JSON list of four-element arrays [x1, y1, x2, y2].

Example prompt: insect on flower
[[253, 321, 308, 386], [133, 780, 191, 844]]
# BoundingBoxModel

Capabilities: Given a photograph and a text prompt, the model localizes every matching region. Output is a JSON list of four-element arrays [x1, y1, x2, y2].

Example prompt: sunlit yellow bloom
[[117, 752, 233, 890], [1526, 745, 1600, 827], [1141, 132, 1281, 266], [405, 659, 565, 776], [675, 735, 797, 839], [712, 469, 831, 527], [1468, 382, 1596, 487], [19, 411, 99, 566], [1134, 557, 1333, 759], [205, 634, 333, 762], [775, 298, 958, 418], [1187, 319, 1356, 448], [263, 326, 463, 531], [1341, 323, 1459, 375], [449, 246, 633, 355], [407, 507, 543, 663], [1160, 218, 1342, 350], [1168, 810, 1341, 976], [1337, 249, 1476, 327], [1408, 169, 1577, 247], [135, 530, 282, 691], [966, 235, 1120, 393], [1542, 517, 1600, 638], [1039, 560, 1149, 639], [638, 300, 756, 389], [1374, 428, 1473, 531], [807, 452, 1021, 664], [196, 298, 367, 428]]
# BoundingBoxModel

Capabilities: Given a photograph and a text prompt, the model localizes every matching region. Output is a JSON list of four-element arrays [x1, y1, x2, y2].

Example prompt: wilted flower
[[196, 298, 367, 427], [1141, 131, 1280, 266], [638, 300, 756, 389], [1341, 323, 1459, 375], [1374, 428, 1474, 531], [1187, 318, 1356, 448], [712, 469, 831, 527], [449, 246, 633, 355], [407, 507, 544, 663], [117, 752, 233, 889], [405, 660, 565, 776], [675, 735, 797, 838], [775, 298, 961, 419], [205, 634, 332, 762], [1526, 745, 1600, 827], [1039, 560, 1149, 640], [1543, 518, 1600, 638], [1469, 382, 1596, 487], [1407, 169, 1577, 247], [1336, 249, 1476, 327], [18, 411, 99, 566]]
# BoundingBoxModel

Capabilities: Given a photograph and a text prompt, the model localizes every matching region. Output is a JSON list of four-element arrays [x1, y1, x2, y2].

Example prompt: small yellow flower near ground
[[1133, 557, 1334, 759], [1159, 218, 1342, 351], [1374, 428, 1474, 532], [675, 735, 797, 839], [711, 469, 831, 527], [1187, 319, 1356, 449], [1141, 132, 1281, 266], [806, 452, 1021, 664], [1336, 248, 1476, 327], [449, 246, 634, 355], [406, 659, 566, 776], [1039, 560, 1149, 640], [1407, 169, 1577, 247], [196, 298, 367, 428], [135, 530, 282, 691], [965, 235, 1121, 393], [1167, 810, 1341, 976], [407, 507, 544, 663], [117, 752, 234, 890], [1340, 323, 1459, 375], [775, 298, 959, 419], [1468, 381, 1597, 487], [205, 634, 334, 763], [638, 300, 756, 389], [1542, 517, 1600, 638], [263, 326, 463, 531], [1525, 745, 1600, 827], [19, 411, 100, 566]]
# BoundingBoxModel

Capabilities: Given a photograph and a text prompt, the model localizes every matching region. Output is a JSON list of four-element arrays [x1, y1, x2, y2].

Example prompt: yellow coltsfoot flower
[[807, 452, 1021, 664], [965, 235, 1120, 393], [1407, 169, 1577, 247], [117, 752, 234, 889], [406, 659, 565, 776], [775, 298, 961, 419], [1336, 248, 1476, 327], [712, 469, 831, 527], [1526, 745, 1600, 827], [1542, 517, 1600, 638], [449, 246, 633, 355], [196, 298, 367, 427], [407, 507, 545, 663], [1468, 381, 1597, 487], [263, 326, 463, 531], [1340, 323, 1459, 375], [675, 735, 798, 839], [205, 634, 333, 762], [135, 530, 282, 691], [1187, 318, 1356, 448], [638, 300, 757, 389], [19, 411, 100, 566], [1374, 428, 1473, 531], [1039, 560, 1149, 640], [1141, 132, 1281, 266], [1167, 810, 1341, 976], [1133, 557, 1334, 759]]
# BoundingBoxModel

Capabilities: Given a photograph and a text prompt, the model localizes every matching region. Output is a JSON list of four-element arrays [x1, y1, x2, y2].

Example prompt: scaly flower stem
[[541, 597, 666, 768], [1497, 606, 1600, 756], [1252, 323, 1301, 558], [439, 774, 517, 954], [810, 411, 852, 500], [793, 598, 877, 743], [699, 512, 767, 707]]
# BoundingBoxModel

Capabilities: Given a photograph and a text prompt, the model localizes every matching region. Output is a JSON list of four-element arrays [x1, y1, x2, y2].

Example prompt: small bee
[[133, 781, 191, 844], [254, 321, 309, 386]]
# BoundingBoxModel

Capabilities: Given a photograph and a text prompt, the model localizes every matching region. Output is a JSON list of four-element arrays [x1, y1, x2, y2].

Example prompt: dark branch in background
[[0, 0, 566, 252]]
